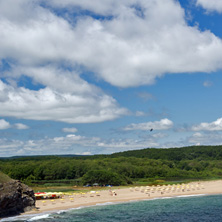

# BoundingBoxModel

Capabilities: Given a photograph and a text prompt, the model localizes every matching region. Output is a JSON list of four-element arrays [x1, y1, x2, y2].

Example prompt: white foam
[[96, 202, 115, 206], [0, 216, 19, 221], [0, 213, 51, 222], [57, 209, 70, 214], [0, 215, 31, 221], [27, 214, 51, 221], [175, 194, 206, 198], [161, 196, 173, 199]]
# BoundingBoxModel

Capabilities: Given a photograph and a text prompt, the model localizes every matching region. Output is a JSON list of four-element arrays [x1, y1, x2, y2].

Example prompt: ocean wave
[[27, 214, 51, 221], [175, 194, 206, 198], [0, 215, 29, 221], [96, 202, 115, 206], [57, 209, 70, 214], [0, 213, 50, 222], [160, 196, 173, 199]]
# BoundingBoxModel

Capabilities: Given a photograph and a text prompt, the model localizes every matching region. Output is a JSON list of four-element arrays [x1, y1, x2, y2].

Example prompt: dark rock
[[0, 180, 36, 218]]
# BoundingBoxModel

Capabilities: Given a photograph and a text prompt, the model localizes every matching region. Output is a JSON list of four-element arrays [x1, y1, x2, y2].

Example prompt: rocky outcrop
[[0, 180, 36, 218]]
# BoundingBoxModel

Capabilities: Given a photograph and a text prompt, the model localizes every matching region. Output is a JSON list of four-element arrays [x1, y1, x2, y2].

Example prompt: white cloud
[[0, 0, 222, 88], [14, 123, 29, 130], [1, 0, 222, 147], [123, 118, 174, 131], [191, 118, 222, 131], [3, 120, 222, 156], [188, 131, 222, 146], [44, 0, 123, 15], [196, 0, 222, 13], [0, 119, 29, 130], [62, 127, 78, 133], [0, 131, 161, 156], [0, 78, 127, 123], [0, 119, 11, 130], [135, 111, 146, 117]]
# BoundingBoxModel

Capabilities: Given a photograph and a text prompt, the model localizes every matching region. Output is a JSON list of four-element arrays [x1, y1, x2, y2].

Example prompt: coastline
[[21, 180, 222, 218]]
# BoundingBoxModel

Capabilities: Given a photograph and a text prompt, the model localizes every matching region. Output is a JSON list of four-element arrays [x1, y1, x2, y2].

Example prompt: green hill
[[1, 145, 222, 184], [110, 145, 222, 161], [2, 145, 222, 161]]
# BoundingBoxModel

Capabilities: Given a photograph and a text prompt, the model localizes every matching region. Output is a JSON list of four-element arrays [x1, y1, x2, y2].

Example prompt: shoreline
[[24, 180, 222, 216], [2, 180, 222, 221]]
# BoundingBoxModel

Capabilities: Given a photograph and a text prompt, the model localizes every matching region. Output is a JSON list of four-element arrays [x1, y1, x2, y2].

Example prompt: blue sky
[[1, 0, 222, 157]]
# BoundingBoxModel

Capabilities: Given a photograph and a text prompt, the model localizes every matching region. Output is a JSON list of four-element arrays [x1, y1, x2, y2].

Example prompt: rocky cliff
[[0, 180, 36, 218]]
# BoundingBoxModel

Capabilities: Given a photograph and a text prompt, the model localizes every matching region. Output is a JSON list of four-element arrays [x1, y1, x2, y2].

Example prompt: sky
[[0, 0, 222, 157]]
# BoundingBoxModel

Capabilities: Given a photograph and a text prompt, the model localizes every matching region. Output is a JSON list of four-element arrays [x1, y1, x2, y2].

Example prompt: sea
[[1, 194, 222, 222]]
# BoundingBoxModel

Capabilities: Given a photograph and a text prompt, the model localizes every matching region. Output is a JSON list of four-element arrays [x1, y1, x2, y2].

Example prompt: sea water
[[2, 194, 222, 222]]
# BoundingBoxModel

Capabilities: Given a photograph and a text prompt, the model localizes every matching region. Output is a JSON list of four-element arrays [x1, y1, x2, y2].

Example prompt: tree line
[[0, 145, 222, 185]]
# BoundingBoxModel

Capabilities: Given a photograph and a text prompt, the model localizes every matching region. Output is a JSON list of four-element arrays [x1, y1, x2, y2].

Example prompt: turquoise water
[[2, 194, 222, 222]]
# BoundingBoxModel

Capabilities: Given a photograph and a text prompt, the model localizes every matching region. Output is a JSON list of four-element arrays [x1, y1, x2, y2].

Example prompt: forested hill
[[109, 145, 222, 161], [1, 145, 222, 184]]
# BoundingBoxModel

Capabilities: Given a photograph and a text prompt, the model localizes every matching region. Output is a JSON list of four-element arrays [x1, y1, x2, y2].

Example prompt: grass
[[31, 185, 123, 193], [0, 171, 12, 184], [31, 185, 99, 193], [29, 177, 222, 193]]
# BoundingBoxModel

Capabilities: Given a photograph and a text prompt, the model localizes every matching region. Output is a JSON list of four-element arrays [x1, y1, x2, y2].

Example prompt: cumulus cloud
[[62, 127, 78, 133], [0, 133, 159, 156], [0, 77, 127, 123], [3, 120, 222, 156], [0, 119, 11, 130], [196, 0, 222, 13], [1, 0, 222, 152], [191, 118, 222, 131], [14, 123, 29, 129], [135, 111, 146, 117], [188, 131, 222, 146], [123, 118, 173, 131], [0, 0, 222, 88], [0, 119, 29, 130]]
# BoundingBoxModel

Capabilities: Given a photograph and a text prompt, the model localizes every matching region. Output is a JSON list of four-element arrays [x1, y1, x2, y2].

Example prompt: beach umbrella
[[35, 192, 47, 199], [42, 201, 47, 206], [51, 200, 56, 204]]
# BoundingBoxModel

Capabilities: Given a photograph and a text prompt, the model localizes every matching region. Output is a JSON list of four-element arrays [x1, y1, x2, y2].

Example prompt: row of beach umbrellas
[[130, 183, 204, 193]]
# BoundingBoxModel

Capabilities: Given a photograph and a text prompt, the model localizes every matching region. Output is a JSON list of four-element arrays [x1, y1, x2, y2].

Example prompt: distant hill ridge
[[0, 154, 90, 161], [1, 145, 222, 161], [110, 145, 222, 160]]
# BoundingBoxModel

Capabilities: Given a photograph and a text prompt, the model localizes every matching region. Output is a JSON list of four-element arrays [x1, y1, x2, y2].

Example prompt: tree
[[82, 170, 126, 185]]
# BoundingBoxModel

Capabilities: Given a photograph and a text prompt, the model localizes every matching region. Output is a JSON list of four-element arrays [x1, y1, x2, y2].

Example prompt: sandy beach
[[23, 180, 222, 216]]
